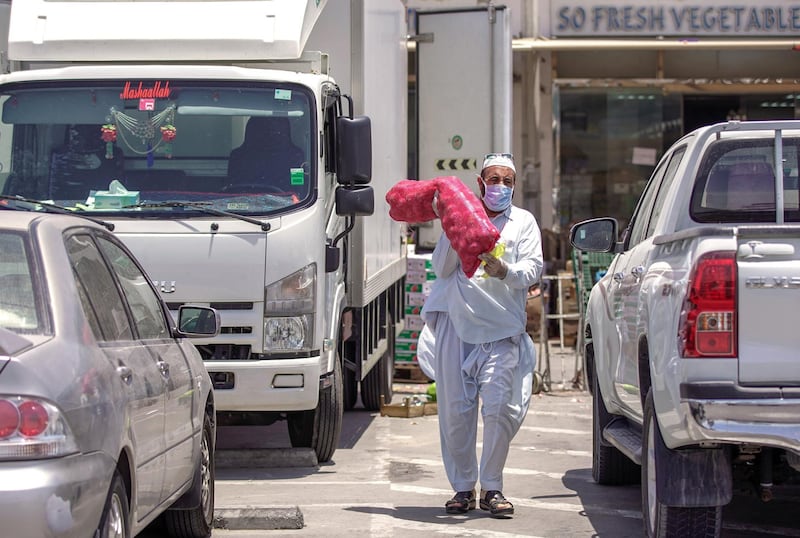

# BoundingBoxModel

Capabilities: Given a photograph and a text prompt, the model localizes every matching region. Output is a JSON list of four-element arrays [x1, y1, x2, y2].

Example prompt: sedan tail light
[[0, 396, 78, 459], [680, 251, 737, 358]]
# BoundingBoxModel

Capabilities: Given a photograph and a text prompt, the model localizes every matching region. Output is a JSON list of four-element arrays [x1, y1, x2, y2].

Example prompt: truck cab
[[0, 0, 408, 463]]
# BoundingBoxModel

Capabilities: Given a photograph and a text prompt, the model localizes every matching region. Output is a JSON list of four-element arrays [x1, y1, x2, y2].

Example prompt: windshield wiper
[[0, 195, 115, 231], [127, 201, 270, 231]]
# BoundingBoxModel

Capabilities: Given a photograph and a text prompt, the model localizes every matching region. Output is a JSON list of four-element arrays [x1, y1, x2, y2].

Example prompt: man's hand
[[478, 253, 508, 279]]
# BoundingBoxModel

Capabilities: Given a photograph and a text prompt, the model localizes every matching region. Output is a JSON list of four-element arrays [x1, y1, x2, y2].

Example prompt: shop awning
[[512, 37, 800, 52]]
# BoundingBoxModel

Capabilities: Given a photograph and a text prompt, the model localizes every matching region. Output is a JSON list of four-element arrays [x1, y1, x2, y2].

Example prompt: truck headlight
[[264, 263, 315, 351]]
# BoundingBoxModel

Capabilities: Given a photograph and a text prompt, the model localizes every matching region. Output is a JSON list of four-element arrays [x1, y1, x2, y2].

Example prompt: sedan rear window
[[0, 232, 41, 332]]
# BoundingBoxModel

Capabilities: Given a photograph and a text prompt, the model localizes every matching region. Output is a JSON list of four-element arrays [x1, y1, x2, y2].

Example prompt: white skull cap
[[481, 153, 516, 174]]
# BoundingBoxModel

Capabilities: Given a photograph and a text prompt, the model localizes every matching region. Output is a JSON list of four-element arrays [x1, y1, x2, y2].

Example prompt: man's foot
[[445, 489, 476, 514], [480, 490, 514, 517]]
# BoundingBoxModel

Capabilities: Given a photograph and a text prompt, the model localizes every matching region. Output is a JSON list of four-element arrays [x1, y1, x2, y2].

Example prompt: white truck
[[571, 120, 800, 537], [0, 0, 408, 462]]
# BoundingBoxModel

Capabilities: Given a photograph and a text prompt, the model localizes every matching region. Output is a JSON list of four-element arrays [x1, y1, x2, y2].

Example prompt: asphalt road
[[142, 347, 800, 537]]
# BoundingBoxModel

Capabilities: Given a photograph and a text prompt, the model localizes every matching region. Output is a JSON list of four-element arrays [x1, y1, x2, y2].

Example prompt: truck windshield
[[0, 81, 315, 216]]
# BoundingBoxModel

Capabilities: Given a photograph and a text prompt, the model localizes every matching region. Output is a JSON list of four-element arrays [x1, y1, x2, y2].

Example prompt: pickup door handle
[[613, 272, 625, 282], [117, 365, 132, 385], [631, 266, 645, 280], [158, 361, 170, 377]]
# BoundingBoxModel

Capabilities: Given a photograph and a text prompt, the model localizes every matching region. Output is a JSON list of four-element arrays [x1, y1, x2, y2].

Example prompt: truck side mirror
[[335, 185, 374, 216], [337, 115, 372, 185]]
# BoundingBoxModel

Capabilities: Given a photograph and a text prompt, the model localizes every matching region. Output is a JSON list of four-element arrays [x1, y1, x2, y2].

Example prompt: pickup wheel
[[591, 352, 639, 485], [642, 390, 722, 538], [360, 313, 395, 411], [287, 355, 344, 463]]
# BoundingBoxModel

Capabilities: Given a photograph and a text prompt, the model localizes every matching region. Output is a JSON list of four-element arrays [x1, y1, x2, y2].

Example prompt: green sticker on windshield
[[290, 168, 305, 185], [275, 89, 292, 100]]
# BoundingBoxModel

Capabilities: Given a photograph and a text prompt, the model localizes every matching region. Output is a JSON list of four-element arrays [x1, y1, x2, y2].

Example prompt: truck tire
[[162, 412, 215, 537], [642, 390, 722, 538], [361, 314, 395, 411], [287, 356, 344, 463], [343, 365, 358, 410], [592, 351, 639, 485]]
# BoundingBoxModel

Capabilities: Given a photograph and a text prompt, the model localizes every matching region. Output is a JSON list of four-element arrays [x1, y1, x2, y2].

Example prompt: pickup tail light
[[680, 251, 737, 358]]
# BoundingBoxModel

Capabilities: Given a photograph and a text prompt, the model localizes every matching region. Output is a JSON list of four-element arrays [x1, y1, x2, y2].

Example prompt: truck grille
[[167, 302, 254, 311]]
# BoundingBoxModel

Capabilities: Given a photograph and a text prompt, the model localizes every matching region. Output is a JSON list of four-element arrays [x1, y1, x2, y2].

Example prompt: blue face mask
[[481, 180, 513, 212]]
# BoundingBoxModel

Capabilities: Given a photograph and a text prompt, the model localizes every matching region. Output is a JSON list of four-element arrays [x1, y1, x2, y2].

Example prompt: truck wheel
[[591, 350, 639, 485], [287, 356, 343, 463], [642, 390, 722, 538], [162, 412, 215, 537], [361, 314, 395, 411], [343, 365, 358, 410]]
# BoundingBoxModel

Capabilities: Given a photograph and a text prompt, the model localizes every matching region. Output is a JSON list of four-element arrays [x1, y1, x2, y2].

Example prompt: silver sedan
[[0, 209, 219, 538]]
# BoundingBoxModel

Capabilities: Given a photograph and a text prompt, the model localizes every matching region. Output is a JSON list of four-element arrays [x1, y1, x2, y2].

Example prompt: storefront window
[[556, 89, 681, 229], [556, 89, 800, 229]]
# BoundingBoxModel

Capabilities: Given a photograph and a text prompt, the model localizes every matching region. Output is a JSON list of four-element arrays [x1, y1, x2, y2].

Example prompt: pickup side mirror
[[336, 185, 374, 216], [570, 217, 618, 252], [337, 115, 372, 185], [175, 305, 220, 338]]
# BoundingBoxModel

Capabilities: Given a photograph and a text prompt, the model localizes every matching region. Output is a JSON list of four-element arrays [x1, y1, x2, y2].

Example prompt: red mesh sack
[[435, 176, 500, 278], [385, 179, 438, 223]]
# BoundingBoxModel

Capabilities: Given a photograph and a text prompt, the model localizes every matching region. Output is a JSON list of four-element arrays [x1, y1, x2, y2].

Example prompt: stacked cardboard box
[[398, 248, 435, 365]]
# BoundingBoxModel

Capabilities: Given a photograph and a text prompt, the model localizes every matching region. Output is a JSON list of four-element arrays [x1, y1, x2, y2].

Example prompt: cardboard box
[[405, 314, 425, 331], [398, 329, 421, 341], [406, 281, 433, 294], [405, 304, 423, 316], [406, 269, 437, 284], [406, 292, 426, 306], [395, 350, 418, 362], [407, 256, 433, 272], [396, 339, 418, 352]]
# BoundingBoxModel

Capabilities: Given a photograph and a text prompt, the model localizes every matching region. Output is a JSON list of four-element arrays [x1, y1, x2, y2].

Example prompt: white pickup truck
[[570, 120, 800, 538]]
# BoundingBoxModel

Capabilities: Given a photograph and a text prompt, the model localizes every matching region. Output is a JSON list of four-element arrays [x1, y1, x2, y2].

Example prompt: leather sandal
[[480, 490, 514, 517], [445, 489, 476, 514]]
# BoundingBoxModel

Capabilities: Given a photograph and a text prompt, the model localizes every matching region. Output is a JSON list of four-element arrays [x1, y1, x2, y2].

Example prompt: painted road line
[[477, 441, 590, 455], [405, 458, 589, 481], [391, 483, 640, 520]]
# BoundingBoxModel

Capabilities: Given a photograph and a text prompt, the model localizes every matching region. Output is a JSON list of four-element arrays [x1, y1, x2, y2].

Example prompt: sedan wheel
[[99, 471, 129, 538], [163, 413, 215, 537]]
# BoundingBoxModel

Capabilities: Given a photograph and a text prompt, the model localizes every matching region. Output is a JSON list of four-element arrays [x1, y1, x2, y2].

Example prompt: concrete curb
[[213, 507, 304, 530], [216, 447, 318, 469]]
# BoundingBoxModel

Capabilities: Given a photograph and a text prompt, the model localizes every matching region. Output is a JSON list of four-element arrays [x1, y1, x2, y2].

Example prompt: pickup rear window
[[691, 138, 800, 223]]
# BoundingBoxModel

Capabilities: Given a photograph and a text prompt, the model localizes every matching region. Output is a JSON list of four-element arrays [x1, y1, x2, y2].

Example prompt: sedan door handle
[[158, 361, 170, 377], [117, 365, 132, 385]]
